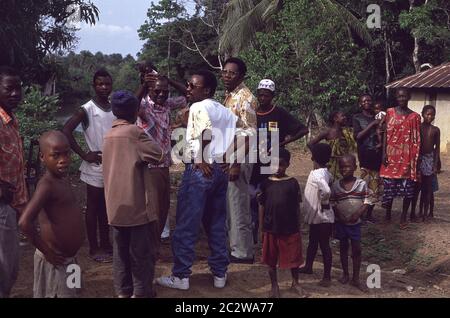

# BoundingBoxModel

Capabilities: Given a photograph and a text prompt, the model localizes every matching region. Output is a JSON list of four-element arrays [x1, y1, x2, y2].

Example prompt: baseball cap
[[257, 79, 275, 92]]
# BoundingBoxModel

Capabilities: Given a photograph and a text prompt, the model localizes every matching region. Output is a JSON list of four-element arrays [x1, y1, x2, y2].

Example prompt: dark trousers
[[113, 221, 159, 297]]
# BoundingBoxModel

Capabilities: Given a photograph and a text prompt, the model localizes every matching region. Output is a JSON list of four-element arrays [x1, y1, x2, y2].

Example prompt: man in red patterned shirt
[[0, 66, 28, 297], [380, 87, 421, 227]]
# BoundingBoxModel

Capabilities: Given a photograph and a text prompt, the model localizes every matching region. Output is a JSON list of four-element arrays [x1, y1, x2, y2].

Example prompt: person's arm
[[18, 181, 66, 265], [433, 128, 440, 174], [349, 204, 369, 224], [0, 180, 14, 205], [137, 130, 164, 165], [258, 203, 264, 244], [354, 118, 379, 142], [166, 77, 187, 95], [280, 110, 309, 147], [307, 129, 329, 150], [193, 128, 213, 178], [62, 110, 102, 164], [382, 120, 388, 166]]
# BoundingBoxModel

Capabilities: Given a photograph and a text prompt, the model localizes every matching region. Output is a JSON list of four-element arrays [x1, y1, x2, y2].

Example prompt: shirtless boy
[[19, 130, 83, 298]]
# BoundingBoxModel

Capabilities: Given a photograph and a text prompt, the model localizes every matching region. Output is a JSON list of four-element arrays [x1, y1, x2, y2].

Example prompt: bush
[[16, 85, 61, 151]]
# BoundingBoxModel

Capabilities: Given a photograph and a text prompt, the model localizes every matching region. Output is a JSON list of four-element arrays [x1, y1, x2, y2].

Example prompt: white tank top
[[79, 99, 116, 176]]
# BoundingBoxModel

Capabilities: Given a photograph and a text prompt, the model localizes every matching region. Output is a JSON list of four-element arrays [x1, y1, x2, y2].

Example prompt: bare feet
[[350, 279, 367, 292], [290, 284, 309, 298], [298, 267, 313, 274], [339, 275, 350, 284], [270, 286, 281, 298], [318, 279, 331, 287]]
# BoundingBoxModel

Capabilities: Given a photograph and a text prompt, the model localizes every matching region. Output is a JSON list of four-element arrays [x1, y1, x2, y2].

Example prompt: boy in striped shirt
[[331, 154, 370, 290]]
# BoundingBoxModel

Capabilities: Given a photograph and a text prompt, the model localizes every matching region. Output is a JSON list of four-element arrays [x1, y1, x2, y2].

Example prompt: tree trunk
[[384, 28, 391, 84], [409, 0, 421, 73]]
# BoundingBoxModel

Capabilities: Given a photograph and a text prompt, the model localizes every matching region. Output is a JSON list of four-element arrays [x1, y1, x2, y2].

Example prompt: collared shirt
[[0, 106, 28, 209], [102, 119, 164, 227], [137, 95, 187, 168], [223, 82, 258, 137], [185, 99, 238, 163]]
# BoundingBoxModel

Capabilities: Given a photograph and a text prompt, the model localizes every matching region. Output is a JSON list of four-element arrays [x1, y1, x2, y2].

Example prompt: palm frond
[[320, 0, 373, 47], [219, 0, 281, 55]]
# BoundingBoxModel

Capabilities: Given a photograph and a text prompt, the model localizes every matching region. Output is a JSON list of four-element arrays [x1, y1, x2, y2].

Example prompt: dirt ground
[[10, 147, 450, 298]]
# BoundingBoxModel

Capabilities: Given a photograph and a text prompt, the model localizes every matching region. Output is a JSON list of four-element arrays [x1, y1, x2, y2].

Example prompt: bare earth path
[[11, 147, 450, 298]]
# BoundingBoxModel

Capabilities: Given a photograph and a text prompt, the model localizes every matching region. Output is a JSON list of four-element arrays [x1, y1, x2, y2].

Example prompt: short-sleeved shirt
[[258, 176, 301, 235], [330, 178, 370, 225], [379, 107, 421, 181], [352, 112, 381, 171], [251, 106, 306, 185], [0, 106, 28, 209], [184, 98, 238, 163]]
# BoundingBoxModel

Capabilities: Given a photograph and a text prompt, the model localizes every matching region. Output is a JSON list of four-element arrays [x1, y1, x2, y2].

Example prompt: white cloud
[[81, 23, 134, 35]]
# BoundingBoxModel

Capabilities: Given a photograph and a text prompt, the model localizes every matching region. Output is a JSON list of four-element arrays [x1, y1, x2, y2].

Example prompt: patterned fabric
[[379, 107, 421, 181], [330, 178, 369, 225], [381, 178, 416, 208], [419, 153, 434, 176], [0, 106, 28, 210], [326, 127, 357, 181], [137, 95, 187, 167], [360, 167, 382, 205], [223, 82, 258, 136]]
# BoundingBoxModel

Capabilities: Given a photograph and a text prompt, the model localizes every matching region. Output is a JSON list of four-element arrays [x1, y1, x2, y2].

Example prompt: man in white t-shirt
[[156, 70, 238, 290]]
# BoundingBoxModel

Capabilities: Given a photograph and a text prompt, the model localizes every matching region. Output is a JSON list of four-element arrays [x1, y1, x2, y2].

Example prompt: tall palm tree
[[219, 0, 373, 56]]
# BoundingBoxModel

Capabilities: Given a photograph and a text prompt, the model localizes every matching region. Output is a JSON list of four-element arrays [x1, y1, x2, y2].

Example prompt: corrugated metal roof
[[385, 62, 450, 89]]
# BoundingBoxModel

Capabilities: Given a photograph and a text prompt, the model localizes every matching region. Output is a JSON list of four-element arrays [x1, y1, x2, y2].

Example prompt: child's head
[[39, 130, 71, 178], [373, 100, 385, 114], [338, 154, 357, 179], [328, 110, 347, 126], [311, 143, 332, 167], [358, 94, 373, 112], [276, 147, 291, 175], [111, 90, 139, 123], [422, 105, 436, 124], [93, 68, 113, 100]]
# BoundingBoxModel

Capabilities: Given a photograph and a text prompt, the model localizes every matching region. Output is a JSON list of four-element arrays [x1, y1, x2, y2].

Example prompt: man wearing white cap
[[250, 79, 309, 241]]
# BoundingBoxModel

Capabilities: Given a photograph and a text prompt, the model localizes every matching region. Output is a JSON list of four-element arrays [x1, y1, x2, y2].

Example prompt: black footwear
[[229, 255, 254, 264]]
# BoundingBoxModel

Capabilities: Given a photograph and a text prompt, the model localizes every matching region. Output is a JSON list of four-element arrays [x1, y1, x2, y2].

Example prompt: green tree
[[0, 0, 99, 83]]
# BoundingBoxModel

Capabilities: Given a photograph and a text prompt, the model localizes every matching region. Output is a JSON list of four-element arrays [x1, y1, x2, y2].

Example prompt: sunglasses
[[185, 81, 203, 89]]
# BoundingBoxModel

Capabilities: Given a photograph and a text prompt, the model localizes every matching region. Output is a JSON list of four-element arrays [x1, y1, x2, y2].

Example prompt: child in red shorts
[[258, 148, 306, 298]]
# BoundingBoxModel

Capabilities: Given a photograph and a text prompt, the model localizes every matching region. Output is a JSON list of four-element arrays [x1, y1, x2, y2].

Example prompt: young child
[[63, 68, 115, 263], [102, 91, 163, 298], [19, 131, 83, 298], [308, 111, 356, 181], [258, 148, 305, 298], [414, 105, 440, 221], [374, 100, 386, 149], [331, 154, 370, 291], [299, 143, 334, 287]]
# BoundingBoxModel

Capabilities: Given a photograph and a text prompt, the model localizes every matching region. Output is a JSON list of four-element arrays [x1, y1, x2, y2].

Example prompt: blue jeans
[[172, 163, 229, 278]]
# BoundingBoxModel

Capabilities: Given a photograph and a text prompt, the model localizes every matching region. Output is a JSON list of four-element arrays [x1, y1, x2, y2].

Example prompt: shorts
[[262, 232, 303, 269], [419, 153, 434, 176], [33, 249, 79, 298], [382, 178, 416, 208], [334, 222, 361, 242], [80, 172, 104, 188]]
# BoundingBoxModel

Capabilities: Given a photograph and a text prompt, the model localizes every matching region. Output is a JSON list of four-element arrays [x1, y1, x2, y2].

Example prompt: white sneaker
[[213, 273, 227, 288], [156, 275, 189, 290]]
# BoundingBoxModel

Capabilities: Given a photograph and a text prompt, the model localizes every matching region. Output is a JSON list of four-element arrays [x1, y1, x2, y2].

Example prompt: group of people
[[0, 54, 441, 298]]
